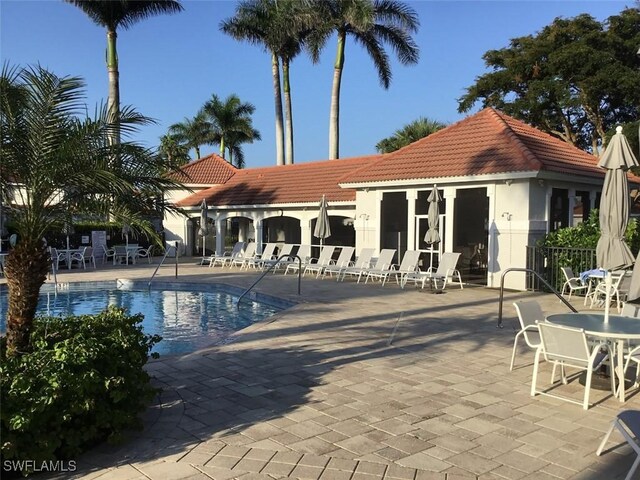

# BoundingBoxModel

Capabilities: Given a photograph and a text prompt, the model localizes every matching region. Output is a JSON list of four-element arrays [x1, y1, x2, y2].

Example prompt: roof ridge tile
[[486, 109, 544, 171]]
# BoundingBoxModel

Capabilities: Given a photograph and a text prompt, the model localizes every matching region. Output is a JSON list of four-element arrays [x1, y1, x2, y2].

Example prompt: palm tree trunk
[[195, 145, 201, 159], [4, 240, 50, 356], [106, 28, 120, 148], [220, 137, 226, 159], [329, 31, 346, 160], [282, 58, 294, 165], [272, 53, 285, 166]]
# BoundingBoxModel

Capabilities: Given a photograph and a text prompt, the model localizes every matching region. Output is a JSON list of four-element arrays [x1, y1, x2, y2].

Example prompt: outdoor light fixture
[[505, 179, 513, 186]]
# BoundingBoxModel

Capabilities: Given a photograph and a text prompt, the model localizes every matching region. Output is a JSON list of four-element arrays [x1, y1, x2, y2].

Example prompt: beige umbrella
[[198, 199, 210, 255], [424, 185, 441, 269], [314, 195, 331, 246]]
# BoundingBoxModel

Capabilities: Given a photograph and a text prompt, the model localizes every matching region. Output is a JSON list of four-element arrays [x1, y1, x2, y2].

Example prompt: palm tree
[[221, 0, 319, 165], [168, 112, 210, 160], [159, 133, 191, 168], [320, 0, 420, 159], [0, 65, 183, 356], [225, 128, 262, 168], [376, 117, 447, 153], [65, 0, 183, 142], [202, 94, 261, 165]]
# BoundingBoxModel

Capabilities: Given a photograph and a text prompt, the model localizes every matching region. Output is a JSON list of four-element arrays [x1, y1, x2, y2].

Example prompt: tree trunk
[[106, 28, 120, 149], [195, 145, 201, 159], [4, 240, 50, 357], [329, 31, 346, 160], [220, 137, 226, 159], [272, 53, 285, 166], [283, 58, 294, 165]]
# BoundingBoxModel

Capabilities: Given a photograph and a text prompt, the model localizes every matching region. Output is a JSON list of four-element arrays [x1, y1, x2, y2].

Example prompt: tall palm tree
[[202, 94, 261, 165], [168, 112, 210, 160], [221, 0, 319, 165], [320, 0, 420, 159], [0, 65, 183, 356], [65, 0, 183, 142], [225, 128, 262, 168], [376, 117, 447, 153], [159, 133, 191, 168]]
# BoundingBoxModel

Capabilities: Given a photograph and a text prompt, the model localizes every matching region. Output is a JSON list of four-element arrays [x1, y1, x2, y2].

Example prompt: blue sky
[[1, 0, 631, 167]]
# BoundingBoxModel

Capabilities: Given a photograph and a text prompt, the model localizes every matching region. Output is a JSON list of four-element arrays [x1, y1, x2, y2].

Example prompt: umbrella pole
[[429, 247, 434, 271], [604, 272, 612, 324], [66, 235, 70, 251]]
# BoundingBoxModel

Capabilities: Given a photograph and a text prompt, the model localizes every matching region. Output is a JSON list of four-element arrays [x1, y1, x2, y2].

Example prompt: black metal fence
[[525, 246, 597, 292]]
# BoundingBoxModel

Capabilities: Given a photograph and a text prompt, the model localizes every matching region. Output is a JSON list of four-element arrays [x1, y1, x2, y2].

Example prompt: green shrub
[[0, 307, 161, 474]]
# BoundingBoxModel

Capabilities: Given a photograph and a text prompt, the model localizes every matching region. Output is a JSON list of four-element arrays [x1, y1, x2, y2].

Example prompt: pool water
[[0, 281, 291, 355]]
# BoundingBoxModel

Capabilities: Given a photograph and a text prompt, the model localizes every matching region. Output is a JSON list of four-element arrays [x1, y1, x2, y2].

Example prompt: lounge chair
[[401, 252, 462, 290], [303, 246, 337, 278], [337, 248, 375, 282], [282, 244, 312, 275], [262, 243, 294, 271], [210, 241, 246, 268], [243, 242, 277, 270], [322, 246, 355, 279], [365, 250, 420, 286], [341, 249, 396, 283], [231, 242, 257, 269]]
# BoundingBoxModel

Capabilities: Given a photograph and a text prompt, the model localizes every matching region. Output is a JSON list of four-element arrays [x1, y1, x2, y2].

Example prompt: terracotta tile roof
[[342, 108, 607, 184], [168, 153, 237, 185], [176, 155, 380, 207]]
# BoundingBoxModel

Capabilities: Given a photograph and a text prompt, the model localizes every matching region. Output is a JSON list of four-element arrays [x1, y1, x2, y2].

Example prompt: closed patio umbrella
[[62, 219, 74, 251], [424, 185, 441, 270], [122, 222, 130, 247], [198, 199, 210, 255], [314, 195, 331, 246], [596, 126, 638, 272]]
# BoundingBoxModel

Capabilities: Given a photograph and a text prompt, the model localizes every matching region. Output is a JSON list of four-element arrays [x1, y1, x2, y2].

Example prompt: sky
[[1, 0, 633, 168]]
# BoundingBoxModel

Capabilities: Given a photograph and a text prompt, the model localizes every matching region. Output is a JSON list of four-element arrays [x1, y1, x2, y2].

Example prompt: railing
[[148, 242, 178, 288], [526, 245, 597, 292], [237, 254, 302, 307], [497, 267, 577, 328]]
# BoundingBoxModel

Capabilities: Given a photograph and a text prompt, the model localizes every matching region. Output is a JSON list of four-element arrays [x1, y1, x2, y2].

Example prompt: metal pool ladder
[[237, 254, 302, 307]]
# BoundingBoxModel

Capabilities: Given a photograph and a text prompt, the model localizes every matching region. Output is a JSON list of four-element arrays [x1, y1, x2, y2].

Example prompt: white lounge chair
[[510, 300, 543, 371], [401, 252, 463, 290], [322, 246, 355, 279], [210, 241, 246, 268], [303, 246, 337, 278], [341, 249, 396, 283], [338, 248, 375, 282], [597, 410, 640, 480], [231, 242, 257, 269], [366, 250, 420, 286], [243, 243, 277, 270], [531, 322, 614, 410], [262, 243, 294, 271], [283, 245, 312, 275]]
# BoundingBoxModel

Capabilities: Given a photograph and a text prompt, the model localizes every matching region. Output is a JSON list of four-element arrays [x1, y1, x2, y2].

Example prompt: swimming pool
[[0, 280, 294, 355]]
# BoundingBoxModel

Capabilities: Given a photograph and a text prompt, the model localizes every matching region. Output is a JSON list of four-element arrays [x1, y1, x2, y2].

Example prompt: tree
[[65, 0, 183, 144], [168, 112, 210, 160], [202, 94, 261, 168], [220, 0, 320, 165], [159, 133, 191, 168], [376, 117, 447, 153], [458, 8, 640, 154], [318, 0, 420, 159], [0, 65, 183, 356]]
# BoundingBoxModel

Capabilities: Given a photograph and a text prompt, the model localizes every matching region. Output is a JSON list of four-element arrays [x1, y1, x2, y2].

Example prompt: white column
[[568, 188, 576, 227], [375, 191, 383, 253], [406, 189, 417, 251], [444, 188, 456, 253], [301, 217, 312, 245], [255, 220, 263, 254], [487, 185, 497, 287], [545, 186, 553, 233], [215, 217, 226, 255], [238, 218, 246, 242]]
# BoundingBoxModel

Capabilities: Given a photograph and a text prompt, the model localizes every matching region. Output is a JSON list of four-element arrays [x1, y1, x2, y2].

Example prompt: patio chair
[[510, 300, 543, 371], [596, 410, 640, 480], [69, 247, 89, 269], [402, 252, 462, 290], [344, 249, 396, 284], [303, 246, 337, 278], [366, 250, 420, 286], [51, 247, 67, 270], [78, 246, 96, 269], [590, 271, 627, 312], [210, 241, 246, 268], [337, 248, 376, 282], [136, 245, 153, 264], [231, 242, 257, 269], [101, 245, 116, 265], [531, 322, 614, 410], [113, 245, 132, 265], [261, 244, 294, 271], [283, 244, 312, 275], [243, 242, 277, 270], [560, 267, 588, 300], [322, 246, 355, 279]]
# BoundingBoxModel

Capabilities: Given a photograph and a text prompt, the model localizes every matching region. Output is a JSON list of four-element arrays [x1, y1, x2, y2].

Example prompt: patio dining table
[[546, 312, 640, 403]]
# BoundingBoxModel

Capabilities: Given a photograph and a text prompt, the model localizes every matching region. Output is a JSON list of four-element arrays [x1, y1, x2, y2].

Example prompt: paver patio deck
[[3, 259, 638, 479]]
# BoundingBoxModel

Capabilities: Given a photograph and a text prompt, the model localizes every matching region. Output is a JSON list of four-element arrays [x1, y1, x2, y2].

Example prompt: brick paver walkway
[[7, 259, 637, 480]]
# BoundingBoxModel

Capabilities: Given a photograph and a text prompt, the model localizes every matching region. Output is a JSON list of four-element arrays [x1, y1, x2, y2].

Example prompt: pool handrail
[[237, 254, 301, 307], [148, 242, 178, 288]]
